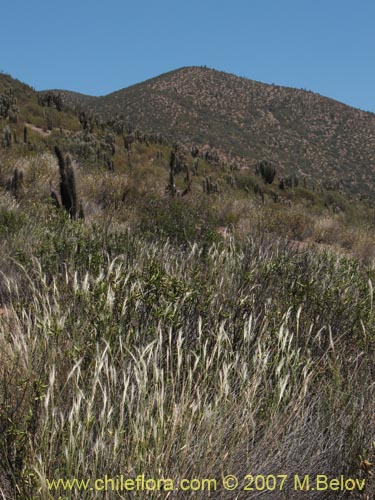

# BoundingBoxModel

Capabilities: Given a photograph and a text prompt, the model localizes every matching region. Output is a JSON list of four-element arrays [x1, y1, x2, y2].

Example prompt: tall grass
[[0, 228, 374, 498]]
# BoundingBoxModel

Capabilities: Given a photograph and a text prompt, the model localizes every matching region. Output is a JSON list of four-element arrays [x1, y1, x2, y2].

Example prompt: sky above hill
[[1, 0, 374, 112]]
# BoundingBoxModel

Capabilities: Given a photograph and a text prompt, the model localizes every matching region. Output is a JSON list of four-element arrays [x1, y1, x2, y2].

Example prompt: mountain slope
[[50, 66, 375, 196]]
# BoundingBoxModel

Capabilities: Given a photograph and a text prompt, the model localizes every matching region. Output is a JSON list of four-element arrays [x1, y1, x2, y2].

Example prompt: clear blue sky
[[1, 0, 374, 112]]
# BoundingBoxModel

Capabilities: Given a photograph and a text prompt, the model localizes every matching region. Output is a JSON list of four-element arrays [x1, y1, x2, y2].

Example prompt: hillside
[[1, 69, 375, 498], [50, 66, 375, 197]]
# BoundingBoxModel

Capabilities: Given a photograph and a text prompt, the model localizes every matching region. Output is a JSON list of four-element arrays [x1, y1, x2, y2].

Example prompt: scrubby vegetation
[[1, 70, 375, 499], [52, 66, 375, 198], [1, 219, 375, 499]]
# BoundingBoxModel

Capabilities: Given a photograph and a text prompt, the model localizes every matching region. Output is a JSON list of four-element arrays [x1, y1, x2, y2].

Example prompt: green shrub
[[0, 207, 25, 235]]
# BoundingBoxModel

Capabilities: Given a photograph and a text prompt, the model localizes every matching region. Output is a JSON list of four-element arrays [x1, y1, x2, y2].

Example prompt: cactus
[[279, 173, 299, 189], [203, 176, 218, 194], [2, 126, 12, 148], [256, 160, 276, 184], [225, 175, 236, 188], [184, 164, 190, 185], [55, 146, 79, 219], [192, 158, 199, 176], [191, 146, 199, 158], [169, 149, 176, 170], [6, 168, 24, 200], [50, 181, 61, 209], [180, 164, 192, 196], [165, 150, 177, 197], [78, 202, 85, 219], [254, 183, 265, 203], [0, 89, 19, 122]]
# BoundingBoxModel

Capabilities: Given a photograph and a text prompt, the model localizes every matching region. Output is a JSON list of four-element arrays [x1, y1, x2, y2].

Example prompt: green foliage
[[140, 196, 221, 246], [0, 207, 25, 235]]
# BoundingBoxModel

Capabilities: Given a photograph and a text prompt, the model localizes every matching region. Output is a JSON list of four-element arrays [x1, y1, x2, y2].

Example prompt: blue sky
[[1, 0, 374, 112]]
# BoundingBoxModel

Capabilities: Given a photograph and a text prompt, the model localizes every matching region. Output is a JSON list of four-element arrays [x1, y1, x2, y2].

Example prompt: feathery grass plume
[[54, 146, 78, 219], [1, 236, 375, 499]]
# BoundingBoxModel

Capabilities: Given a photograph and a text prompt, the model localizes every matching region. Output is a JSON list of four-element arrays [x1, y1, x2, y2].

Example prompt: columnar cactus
[[256, 160, 276, 184], [6, 168, 24, 200], [192, 158, 199, 176], [203, 176, 218, 194], [165, 150, 177, 197], [55, 146, 80, 219], [2, 126, 12, 148]]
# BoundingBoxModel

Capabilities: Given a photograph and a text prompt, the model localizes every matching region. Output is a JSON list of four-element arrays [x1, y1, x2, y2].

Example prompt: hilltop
[[49, 66, 375, 197]]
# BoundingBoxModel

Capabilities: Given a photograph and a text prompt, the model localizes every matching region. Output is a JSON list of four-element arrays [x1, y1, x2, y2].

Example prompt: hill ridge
[[6, 66, 375, 196]]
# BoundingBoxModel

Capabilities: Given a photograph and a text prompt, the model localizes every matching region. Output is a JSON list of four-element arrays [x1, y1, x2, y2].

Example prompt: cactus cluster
[[255, 160, 277, 184], [0, 88, 19, 123], [165, 149, 192, 197], [202, 176, 219, 194], [38, 92, 64, 111], [78, 111, 96, 132], [279, 173, 299, 189]]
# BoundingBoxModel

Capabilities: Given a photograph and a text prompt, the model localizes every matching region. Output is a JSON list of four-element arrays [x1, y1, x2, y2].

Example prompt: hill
[[50, 66, 375, 197], [1, 70, 375, 499]]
